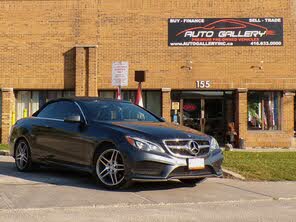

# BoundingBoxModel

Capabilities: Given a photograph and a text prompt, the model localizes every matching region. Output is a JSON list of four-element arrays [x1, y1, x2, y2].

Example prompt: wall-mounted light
[[181, 60, 192, 71], [250, 61, 264, 70]]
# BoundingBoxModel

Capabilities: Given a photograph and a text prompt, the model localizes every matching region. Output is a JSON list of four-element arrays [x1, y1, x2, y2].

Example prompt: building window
[[16, 90, 74, 120], [99, 90, 162, 117], [247, 91, 281, 130]]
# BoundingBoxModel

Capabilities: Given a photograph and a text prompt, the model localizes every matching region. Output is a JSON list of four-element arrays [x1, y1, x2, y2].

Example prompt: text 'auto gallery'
[[0, 0, 295, 148]]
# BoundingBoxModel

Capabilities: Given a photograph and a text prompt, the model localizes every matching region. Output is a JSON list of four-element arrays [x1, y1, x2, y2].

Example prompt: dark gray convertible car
[[9, 97, 223, 189]]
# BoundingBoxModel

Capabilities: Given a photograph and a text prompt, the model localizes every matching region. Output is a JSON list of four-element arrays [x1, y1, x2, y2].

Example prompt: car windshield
[[81, 100, 161, 122]]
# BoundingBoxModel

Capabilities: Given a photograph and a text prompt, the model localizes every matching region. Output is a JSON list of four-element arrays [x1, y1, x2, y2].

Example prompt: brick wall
[[75, 46, 98, 97], [0, 0, 295, 146], [0, 0, 295, 91], [1, 89, 15, 144], [161, 88, 172, 121], [0, 0, 97, 90], [97, 0, 296, 91]]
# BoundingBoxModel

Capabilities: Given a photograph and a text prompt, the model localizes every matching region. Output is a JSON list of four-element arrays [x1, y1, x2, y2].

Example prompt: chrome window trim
[[163, 139, 210, 159], [74, 101, 88, 125], [33, 117, 64, 122]]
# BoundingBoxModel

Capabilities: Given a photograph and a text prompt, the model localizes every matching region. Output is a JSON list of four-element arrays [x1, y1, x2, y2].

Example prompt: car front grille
[[163, 139, 210, 158], [169, 166, 215, 178], [133, 161, 166, 176]]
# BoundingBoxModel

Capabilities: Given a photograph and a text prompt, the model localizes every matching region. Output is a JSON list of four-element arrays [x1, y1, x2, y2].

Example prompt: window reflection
[[248, 91, 281, 130], [99, 90, 162, 117]]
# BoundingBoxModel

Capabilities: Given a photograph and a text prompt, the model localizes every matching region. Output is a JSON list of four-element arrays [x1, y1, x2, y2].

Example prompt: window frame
[[247, 91, 282, 131]]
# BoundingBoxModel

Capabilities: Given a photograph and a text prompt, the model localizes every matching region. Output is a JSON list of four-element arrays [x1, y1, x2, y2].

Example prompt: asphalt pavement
[[0, 156, 295, 222]]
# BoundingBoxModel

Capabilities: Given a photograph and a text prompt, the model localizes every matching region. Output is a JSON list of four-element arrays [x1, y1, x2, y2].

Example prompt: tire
[[92, 144, 132, 190], [179, 178, 206, 186], [15, 139, 33, 172]]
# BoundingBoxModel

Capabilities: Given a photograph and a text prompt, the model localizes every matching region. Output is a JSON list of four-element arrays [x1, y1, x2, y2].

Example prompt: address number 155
[[196, 81, 211, 89]]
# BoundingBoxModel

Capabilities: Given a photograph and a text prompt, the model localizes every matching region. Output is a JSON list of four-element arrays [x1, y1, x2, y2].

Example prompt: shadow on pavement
[[0, 158, 195, 192]]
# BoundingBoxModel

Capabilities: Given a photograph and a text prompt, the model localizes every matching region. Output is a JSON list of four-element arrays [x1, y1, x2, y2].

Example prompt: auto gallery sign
[[168, 18, 283, 46]]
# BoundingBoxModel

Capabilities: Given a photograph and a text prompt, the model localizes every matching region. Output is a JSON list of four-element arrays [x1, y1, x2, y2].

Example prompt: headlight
[[210, 137, 220, 151], [126, 136, 165, 154]]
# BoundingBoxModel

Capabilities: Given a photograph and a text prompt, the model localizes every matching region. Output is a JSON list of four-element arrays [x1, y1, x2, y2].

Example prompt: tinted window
[[37, 101, 81, 120], [82, 101, 160, 122]]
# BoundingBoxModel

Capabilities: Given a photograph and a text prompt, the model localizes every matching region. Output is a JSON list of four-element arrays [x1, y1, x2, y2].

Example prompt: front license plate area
[[188, 158, 205, 170]]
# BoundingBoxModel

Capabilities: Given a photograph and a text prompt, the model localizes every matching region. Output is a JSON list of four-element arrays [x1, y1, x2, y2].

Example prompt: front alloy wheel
[[94, 147, 130, 189], [15, 139, 32, 171]]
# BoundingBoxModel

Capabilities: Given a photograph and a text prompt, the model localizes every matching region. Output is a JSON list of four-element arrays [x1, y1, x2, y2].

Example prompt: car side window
[[37, 102, 59, 119], [37, 101, 82, 120]]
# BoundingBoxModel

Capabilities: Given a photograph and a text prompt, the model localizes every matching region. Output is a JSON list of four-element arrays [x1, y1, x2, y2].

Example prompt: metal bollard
[[23, 108, 28, 118], [11, 111, 16, 125]]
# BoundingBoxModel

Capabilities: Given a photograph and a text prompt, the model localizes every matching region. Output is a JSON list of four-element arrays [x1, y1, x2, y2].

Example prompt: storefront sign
[[112, 62, 129, 86], [168, 18, 283, 46], [183, 104, 197, 112]]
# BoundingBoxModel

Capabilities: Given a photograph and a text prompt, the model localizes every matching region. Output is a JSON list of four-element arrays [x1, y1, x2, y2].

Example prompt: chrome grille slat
[[163, 139, 210, 158], [169, 145, 209, 149]]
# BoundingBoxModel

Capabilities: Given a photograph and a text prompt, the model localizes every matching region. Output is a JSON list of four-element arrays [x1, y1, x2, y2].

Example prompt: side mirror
[[64, 115, 82, 123], [160, 117, 166, 122]]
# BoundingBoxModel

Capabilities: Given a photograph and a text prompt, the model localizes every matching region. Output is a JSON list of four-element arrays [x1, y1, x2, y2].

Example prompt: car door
[[32, 102, 63, 162], [30, 117, 54, 162], [35, 100, 92, 166]]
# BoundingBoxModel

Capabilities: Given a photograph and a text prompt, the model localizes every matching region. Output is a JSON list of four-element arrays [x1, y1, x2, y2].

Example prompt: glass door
[[174, 91, 235, 145], [204, 99, 224, 143], [181, 98, 225, 144], [181, 99, 202, 131]]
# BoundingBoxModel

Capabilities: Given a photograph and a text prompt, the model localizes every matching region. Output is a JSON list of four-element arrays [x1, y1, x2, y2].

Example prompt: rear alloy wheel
[[15, 139, 32, 172], [179, 178, 206, 186], [94, 147, 131, 189]]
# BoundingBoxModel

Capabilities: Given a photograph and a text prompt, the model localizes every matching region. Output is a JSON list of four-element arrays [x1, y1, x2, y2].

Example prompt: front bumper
[[123, 143, 223, 181]]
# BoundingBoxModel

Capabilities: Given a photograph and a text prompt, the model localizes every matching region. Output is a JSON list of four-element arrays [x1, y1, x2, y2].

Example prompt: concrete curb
[[222, 168, 246, 180], [0, 150, 10, 156]]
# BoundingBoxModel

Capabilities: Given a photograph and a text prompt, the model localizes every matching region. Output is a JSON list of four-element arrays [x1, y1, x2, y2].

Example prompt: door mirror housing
[[160, 117, 166, 122], [64, 115, 82, 123]]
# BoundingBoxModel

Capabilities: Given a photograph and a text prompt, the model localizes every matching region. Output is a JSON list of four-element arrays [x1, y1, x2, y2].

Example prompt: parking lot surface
[[0, 156, 295, 221]]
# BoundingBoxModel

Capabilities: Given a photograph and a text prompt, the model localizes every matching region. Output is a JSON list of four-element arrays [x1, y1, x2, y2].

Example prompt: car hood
[[104, 121, 210, 140]]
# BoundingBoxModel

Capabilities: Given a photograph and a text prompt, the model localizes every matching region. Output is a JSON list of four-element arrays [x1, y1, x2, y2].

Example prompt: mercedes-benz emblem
[[188, 140, 200, 156]]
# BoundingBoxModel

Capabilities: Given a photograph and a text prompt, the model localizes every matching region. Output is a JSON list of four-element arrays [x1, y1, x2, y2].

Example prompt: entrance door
[[180, 94, 234, 144], [181, 98, 224, 140], [181, 99, 202, 131], [204, 99, 224, 143]]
